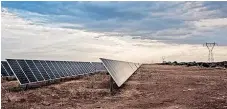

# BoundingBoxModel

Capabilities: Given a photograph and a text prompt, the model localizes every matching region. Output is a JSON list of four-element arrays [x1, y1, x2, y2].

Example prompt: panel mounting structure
[[100, 58, 140, 87]]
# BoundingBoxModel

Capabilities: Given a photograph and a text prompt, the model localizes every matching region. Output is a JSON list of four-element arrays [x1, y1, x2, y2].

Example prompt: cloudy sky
[[1, 1, 227, 63]]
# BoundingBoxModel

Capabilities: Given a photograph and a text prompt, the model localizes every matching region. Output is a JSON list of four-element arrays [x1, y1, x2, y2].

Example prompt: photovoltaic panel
[[1, 64, 9, 76], [25, 60, 44, 81], [56, 61, 69, 77], [100, 58, 139, 87], [128, 62, 138, 71], [62, 61, 73, 76], [45, 61, 61, 78], [87, 62, 96, 73], [73, 62, 83, 75], [39, 60, 56, 79], [91, 62, 106, 72], [6, 59, 29, 84], [51, 61, 65, 77], [63, 61, 75, 76], [82, 62, 89, 74], [69, 62, 80, 75], [80, 62, 88, 75], [2, 61, 14, 76], [33, 60, 51, 80], [17, 60, 37, 82]]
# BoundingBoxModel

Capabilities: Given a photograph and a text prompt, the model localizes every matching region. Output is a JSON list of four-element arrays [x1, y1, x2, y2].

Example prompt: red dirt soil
[[1, 65, 227, 109]]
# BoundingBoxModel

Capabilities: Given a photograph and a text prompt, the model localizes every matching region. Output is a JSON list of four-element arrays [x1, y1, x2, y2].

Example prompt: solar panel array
[[91, 62, 107, 72], [6, 59, 97, 85], [100, 58, 141, 87], [1, 61, 14, 77]]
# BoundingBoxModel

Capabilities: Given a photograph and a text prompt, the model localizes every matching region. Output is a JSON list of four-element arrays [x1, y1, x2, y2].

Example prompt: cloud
[[1, 2, 227, 62]]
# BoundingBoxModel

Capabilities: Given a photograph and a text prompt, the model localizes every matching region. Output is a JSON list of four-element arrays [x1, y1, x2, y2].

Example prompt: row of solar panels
[[100, 58, 141, 87], [2, 59, 106, 85]]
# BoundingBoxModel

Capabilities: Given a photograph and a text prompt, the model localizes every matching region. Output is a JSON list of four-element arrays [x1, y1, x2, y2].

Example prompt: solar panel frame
[[17, 59, 38, 83], [25, 60, 45, 82], [6, 59, 30, 85]]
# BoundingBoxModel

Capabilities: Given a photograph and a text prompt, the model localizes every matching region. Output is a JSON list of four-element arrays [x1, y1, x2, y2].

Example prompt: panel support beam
[[109, 76, 114, 95]]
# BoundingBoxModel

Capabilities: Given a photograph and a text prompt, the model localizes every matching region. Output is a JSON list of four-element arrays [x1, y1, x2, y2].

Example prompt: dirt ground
[[1, 65, 227, 109]]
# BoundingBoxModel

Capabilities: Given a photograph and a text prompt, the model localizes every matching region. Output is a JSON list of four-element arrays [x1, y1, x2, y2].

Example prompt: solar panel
[[64, 61, 76, 76], [100, 58, 139, 87], [51, 61, 65, 77], [56, 61, 70, 77], [25, 60, 45, 81], [69, 61, 80, 75], [33, 60, 51, 80], [83, 62, 90, 74], [45, 61, 61, 78], [62, 61, 73, 76], [91, 62, 106, 72], [73, 62, 82, 75], [81, 62, 88, 75], [39, 60, 56, 79], [1, 63, 9, 76], [87, 62, 96, 73], [2, 61, 14, 76], [17, 60, 37, 82], [6, 59, 29, 84], [128, 62, 138, 71]]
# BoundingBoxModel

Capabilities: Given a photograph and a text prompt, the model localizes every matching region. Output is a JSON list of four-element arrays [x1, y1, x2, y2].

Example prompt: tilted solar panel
[[128, 62, 138, 71], [87, 62, 96, 74], [91, 62, 106, 72], [39, 60, 56, 79], [45, 61, 61, 78], [73, 62, 83, 75], [62, 61, 73, 76], [2, 61, 14, 76], [1, 63, 9, 76], [25, 60, 45, 81], [57, 61, 70, 77], [69, 62, 80, 75], [6, 59, 29, 84], [65, 61, 76, 76], [33, 60, 51, 80], [100, 58, 139, 87], [83, 62, 90, 74], [51, 61, 65, 77], [17, 60, 37, 82]]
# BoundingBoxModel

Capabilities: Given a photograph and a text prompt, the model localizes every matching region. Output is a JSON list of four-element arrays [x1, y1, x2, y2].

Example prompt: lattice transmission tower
[[203, 42, 217, 62]]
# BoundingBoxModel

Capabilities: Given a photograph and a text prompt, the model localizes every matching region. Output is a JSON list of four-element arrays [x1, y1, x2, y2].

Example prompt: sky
[[1, 1, 227, 63]]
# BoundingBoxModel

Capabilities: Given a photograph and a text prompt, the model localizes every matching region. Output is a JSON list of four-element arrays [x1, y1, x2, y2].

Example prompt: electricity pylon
[[203, 42, 217, 62]]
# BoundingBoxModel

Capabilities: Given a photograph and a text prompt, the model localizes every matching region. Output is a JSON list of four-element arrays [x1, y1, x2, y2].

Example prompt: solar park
[[2, 58, 227, 108]]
